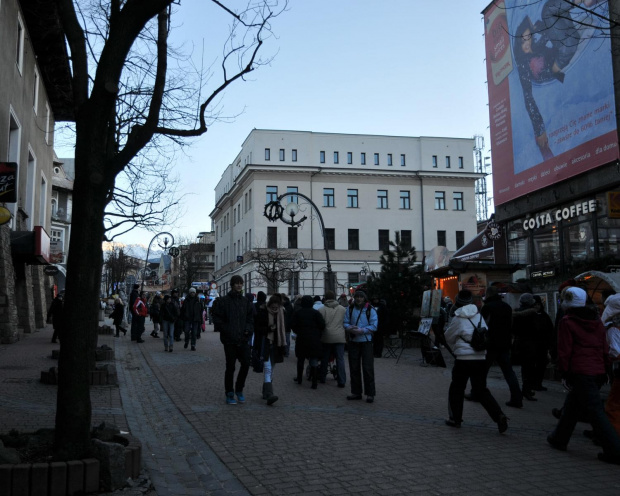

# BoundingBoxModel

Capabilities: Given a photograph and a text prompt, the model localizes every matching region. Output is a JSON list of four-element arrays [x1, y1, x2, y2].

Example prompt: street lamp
[[141, 232, 175, 292], [264, 193, 335, 292]]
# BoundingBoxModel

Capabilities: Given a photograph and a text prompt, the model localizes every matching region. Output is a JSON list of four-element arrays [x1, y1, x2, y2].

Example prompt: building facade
[[0, 0, 72, 343], [482, 1, 620, 315], [210, 129, 481, 296]]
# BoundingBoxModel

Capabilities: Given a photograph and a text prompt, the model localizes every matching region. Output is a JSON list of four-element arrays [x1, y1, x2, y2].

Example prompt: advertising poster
[[484, 0, 619, 205], [460, 272, 487, 300]]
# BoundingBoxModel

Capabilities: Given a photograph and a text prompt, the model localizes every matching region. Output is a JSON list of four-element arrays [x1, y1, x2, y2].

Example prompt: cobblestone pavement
[[1, 321, 619, 495]]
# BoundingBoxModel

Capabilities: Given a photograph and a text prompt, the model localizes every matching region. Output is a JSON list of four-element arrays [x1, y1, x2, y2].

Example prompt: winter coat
[[318, 300, 346, 344], [343, 303, 377, 343], [47, 297, 65, 328], [181, 295, 203, 322], [133, 297, 148, 317], [160, 300, 179, 323], [292, 296, 326, 359], [213, 289, 254, 346], [480, 295, 513, 351], [254, 304, 286, 363], [558, 306, 608, 376], [110, 302, 125, 326], [150, 296, 161, 323], [444, 304, 487, 360]]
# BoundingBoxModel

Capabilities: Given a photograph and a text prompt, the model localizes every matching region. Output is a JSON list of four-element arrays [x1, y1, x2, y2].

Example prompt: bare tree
[[174, 235, 213, 293], [248, 244, 296, 294], [53, 0, 287, 459], [102, 243, 140, 295]]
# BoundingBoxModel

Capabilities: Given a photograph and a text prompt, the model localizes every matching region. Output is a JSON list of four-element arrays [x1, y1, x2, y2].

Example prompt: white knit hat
[[561, 287, 587, 309]]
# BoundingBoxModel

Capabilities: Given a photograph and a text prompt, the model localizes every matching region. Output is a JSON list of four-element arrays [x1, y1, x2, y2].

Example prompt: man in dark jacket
[[481, 285, 523, 408], [213, 275, 254, 405], [181, 287, 204, 351], [128, 283, 140, 338], [513, 293, 539, 401], [47, 293, 65, 343]]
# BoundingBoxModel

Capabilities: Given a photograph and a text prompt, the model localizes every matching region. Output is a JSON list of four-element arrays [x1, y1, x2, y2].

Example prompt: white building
[[210, 129, 481, 297]]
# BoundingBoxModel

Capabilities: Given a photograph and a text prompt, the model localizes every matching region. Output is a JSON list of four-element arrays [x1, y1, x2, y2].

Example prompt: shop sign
[[608, 192, 620, 219], [0, 162, 17, 203], [0, 206, 11, 226], [522, 199, 597, 231], [530, 269, 556, 278], [44, 266, 60, 276]]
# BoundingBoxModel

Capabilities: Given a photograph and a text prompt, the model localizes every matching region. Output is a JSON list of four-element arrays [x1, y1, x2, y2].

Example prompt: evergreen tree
[[367, 231, 429, 337]]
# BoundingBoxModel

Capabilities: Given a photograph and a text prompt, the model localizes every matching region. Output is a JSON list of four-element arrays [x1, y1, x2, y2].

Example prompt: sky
[[56, 0, 496, 249]]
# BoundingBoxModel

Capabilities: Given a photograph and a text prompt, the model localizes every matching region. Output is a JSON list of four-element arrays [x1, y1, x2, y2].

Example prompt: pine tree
[[367, 231, 429, 337]]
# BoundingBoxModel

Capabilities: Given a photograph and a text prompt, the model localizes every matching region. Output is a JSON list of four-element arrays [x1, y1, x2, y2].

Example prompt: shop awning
[[574, 271, 620, 299], [451, 229, 494, 262]]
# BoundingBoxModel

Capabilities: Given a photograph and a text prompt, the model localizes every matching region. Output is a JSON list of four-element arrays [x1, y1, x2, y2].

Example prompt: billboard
[[484, 0, 619, 205]]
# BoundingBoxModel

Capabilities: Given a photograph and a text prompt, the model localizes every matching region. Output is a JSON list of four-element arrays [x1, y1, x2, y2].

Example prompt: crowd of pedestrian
[[46, 274, 620, 466]]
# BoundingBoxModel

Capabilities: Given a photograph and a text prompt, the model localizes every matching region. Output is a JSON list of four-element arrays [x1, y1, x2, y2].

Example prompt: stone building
[[0, 0, 73, 342]]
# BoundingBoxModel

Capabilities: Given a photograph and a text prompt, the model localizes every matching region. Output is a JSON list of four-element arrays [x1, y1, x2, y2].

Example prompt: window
[[453, 192, 464, 211], [348, 272, 360, 286], [325, 228, 335, 250], [347, 189, 358, 208], [287, 186, 298, 204], [437, 230, 446, 247], [333, 151, 339, 164], [432, 155, 438, 168], [320, 151, 325, 163], [456, 231, 465, 250], [266, 186, 278, 203], [378, 230, 390, 251], [16, 15, 24, 72], [401, 230, 412, 250], [377, 190, 388, 209], [248, 189, 252, 209], [288, 227, 298, 249], [361, 152, 366, 165], [265, 148, 271, 161], [267, 226, 277, 249], [292, 149, 298, 162], [323, 188, 334, 207], [458, 156, 464, 169], [279, 149, 285, 161], [39, 175, 47, 228], [434, 191, 446, 210], [401, 154, 406, 166], [33, 68, 39, 113], [399, 190, 411, 209], [445, 156, 451, 168], [387, 154, 393, 166], [374, 153, 380, 165], [348, 229, 359, 250], [347, 152, 353, 164], [45, 104, 51, 144]]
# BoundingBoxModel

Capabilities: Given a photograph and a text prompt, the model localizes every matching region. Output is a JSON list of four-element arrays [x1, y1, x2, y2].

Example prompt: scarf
[[267, 305, 286, 347]]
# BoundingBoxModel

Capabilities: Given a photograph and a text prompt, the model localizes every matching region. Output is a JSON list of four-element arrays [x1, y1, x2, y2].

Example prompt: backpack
[[348, 304, 374, 324], [461, 315, 489, 351]]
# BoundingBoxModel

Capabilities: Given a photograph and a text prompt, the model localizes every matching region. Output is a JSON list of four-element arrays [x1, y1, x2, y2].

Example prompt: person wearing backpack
[[344, 290, 378, 403], [444, 289, 508, 433]]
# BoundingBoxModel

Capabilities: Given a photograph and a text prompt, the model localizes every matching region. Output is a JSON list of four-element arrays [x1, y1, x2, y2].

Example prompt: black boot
[[311, 366, 318, 389], [295, 362, 304, 384], [264, 382, 278, 405]]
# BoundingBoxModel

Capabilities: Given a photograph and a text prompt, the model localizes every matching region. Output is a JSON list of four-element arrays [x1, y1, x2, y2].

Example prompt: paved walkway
[[1, 320, 619, 495]]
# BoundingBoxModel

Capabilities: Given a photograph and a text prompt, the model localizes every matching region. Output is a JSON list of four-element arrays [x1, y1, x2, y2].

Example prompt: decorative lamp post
[[141, 232, 175, 292], [264, 193, 335, 292]]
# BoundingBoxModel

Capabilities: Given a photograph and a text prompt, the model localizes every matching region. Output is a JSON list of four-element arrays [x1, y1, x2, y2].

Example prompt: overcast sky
[[56, 0, 495, 249]]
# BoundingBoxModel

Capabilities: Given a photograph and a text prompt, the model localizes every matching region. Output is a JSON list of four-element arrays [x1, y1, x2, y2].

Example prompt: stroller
[[306, 352, 338, 381]]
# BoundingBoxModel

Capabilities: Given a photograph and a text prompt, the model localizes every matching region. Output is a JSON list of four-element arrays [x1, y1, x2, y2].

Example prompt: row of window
[[264, 148, 465, 169], [267, 186, 465, 211], [216, 227, 466, 270]]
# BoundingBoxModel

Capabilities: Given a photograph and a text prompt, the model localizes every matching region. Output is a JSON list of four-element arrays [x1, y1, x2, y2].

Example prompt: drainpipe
[[414, 172, 426, 266]]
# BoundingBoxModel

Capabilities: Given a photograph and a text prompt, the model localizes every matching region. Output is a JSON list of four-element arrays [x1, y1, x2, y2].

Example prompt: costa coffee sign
[[522, 199, 597, 231]]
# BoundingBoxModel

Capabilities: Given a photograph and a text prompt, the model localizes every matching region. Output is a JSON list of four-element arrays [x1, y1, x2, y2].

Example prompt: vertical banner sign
[[483, 1, 619, 206], [0, 162, 17, 203]]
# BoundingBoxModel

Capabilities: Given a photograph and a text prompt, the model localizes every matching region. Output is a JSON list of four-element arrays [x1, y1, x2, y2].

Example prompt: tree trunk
[[54, 122, 110, 460]]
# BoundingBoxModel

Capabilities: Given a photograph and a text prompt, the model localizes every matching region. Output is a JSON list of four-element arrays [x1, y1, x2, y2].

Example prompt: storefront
[[506, 190, 620, 277]]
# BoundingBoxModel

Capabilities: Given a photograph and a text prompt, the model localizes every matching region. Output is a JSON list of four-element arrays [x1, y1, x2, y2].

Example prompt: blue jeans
[[184, 321, 200, 346], [321, 343, 346, 385], [348, 341, 375, 396], [162, 321, 175, 348], [551, 374, 620, 457], [486, 348, 522, 403]]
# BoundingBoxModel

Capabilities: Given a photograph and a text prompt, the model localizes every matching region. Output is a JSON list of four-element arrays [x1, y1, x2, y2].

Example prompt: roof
[[19, 0, 74, 121], [451, 229, 494, 262]]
